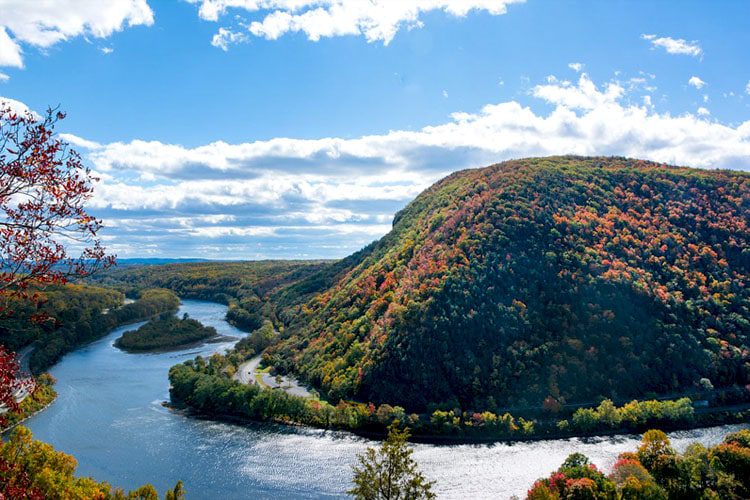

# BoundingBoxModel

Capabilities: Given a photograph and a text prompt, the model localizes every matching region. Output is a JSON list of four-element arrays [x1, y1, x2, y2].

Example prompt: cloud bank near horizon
[[6, 72, 750, 259]]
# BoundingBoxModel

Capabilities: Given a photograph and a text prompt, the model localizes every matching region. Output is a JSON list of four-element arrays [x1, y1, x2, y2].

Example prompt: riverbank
[[21, 298, 750, 499], [169, 353, 750, 445], [114, 313, 220, 353], [1, 374, 57, 433], [168, 394, 750, 445]]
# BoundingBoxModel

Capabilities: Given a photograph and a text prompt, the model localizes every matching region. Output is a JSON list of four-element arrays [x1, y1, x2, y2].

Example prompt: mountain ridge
[[267, 156, 750, 412]]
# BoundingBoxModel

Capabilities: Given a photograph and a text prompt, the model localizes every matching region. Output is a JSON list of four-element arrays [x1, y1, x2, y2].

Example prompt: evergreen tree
[[349, 424, 435, 499]]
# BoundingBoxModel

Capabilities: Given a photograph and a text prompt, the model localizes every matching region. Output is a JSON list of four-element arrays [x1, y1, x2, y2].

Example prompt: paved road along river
[[24, 300, 750, 499]]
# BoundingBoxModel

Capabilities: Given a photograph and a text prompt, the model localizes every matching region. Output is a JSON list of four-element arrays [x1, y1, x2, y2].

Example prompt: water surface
[[25, 300, 749, 499]]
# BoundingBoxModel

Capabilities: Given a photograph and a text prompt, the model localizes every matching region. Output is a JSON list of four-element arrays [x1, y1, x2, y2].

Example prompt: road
[[234, 356, 262, 385], [233, 355, 311, 398], [17, 343, 36, 373]]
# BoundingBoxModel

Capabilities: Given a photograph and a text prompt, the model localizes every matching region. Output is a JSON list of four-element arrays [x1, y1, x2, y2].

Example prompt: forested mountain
[[265, 156, 750, 412]]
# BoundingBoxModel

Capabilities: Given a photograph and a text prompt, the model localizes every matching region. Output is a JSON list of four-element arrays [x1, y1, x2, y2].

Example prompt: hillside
[[266, 156, 750, 412], [91, 260, 332, 332]]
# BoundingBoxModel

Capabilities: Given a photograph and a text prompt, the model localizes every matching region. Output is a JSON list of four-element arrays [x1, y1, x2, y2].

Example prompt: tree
[[349, 424, 435, 499], [0, 104, 112, 414], [165, 480, 186, 500], [0, 104, 112, 302]]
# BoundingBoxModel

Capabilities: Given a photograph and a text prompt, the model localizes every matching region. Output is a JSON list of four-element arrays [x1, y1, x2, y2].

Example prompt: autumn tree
[[0, 426, 182, 499], [0, 105, 112, 411], [349, 424, 435, 499]]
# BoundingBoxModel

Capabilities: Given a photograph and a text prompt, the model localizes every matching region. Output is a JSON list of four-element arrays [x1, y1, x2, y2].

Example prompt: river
[[24, 299, 749, 499]]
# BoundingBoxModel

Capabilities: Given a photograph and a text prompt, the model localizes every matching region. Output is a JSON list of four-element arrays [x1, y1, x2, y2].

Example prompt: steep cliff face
[[269, 156, 750, 411]]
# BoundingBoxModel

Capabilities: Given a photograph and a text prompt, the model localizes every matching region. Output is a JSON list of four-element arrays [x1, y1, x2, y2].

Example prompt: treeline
[[115, 313, 217, 352], [168, 354, 728, 441], [0, 426, 184, 499], [29, 288, 179, 371], [89, 260, 332, 332], [0, 286, 180, 374], [527, 428, 750, 499], [561, 398, 694, 433]]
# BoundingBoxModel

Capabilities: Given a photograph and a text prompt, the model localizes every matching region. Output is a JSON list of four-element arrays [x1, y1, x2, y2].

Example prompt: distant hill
[[115, 258, 211, 266], [267, 156, 750, 412], [92, 260, 333, 332]]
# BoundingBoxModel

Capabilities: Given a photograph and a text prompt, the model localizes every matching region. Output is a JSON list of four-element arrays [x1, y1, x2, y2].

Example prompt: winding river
[[24, 300, 749, 499]]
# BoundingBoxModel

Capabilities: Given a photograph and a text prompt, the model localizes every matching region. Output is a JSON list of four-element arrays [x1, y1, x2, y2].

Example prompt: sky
[[1, 0, 749, 260]]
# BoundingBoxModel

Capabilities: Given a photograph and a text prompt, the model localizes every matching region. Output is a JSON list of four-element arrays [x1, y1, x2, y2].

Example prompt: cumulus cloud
[[0, 95, 38, 116], [0, 0, 154, 68], [688, 76, 706, 89], [211, 27, 247, 50], [568, 62, 583, 72], [33, 73, 750, 258], [641, 34, 702, 57], [190, 0, 525, 45], [0, 27, 22, 67], [697, 107, 710, 116]]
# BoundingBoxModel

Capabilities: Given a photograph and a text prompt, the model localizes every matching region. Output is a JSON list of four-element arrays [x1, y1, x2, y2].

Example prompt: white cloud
[[442, 90, 449, 98], [641, 33, 702, 57], [568, 62, 583, 72], [0, 0, 154, 67], [0, 71, 8, 82], [0, 27, 22, 67], [532, 73, 624, 110], [697, 107, 710, 116], [59, 72, 750, 234], [688, 76, 706, 89], [746, 80, 750, 95], [0, 96, 37, 116], [73, 73, 750, 189], [211, 27, 247, 50], [100, 47, 114, 55], [190, 0, 525, 45], [29, 72, 750, 258]]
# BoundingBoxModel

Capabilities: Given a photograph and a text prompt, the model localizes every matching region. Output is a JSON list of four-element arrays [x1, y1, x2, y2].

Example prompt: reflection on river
[[25, 300, 749, 499]]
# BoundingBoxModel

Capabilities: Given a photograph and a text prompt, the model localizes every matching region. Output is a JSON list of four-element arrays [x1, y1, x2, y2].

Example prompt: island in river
[[114, 312, 219, 352], [20, 299, 750, 498]]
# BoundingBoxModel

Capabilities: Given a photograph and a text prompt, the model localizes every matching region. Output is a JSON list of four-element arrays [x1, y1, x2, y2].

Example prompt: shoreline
[[165, 400, 750, 446], [114, 333, 236, 354], [1, 385, 58, 435]]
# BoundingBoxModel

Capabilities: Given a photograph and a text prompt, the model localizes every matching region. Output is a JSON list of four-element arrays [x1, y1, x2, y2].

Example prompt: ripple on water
[[22, 300, 750, 499]]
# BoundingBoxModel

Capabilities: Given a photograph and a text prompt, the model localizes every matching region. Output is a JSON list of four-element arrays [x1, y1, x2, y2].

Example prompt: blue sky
[[1, 0, 749, 259]]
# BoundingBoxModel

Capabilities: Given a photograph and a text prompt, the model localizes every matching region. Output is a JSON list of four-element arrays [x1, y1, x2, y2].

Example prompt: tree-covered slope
[[268, 156, 750, 412], [91, 260, 332, 331]]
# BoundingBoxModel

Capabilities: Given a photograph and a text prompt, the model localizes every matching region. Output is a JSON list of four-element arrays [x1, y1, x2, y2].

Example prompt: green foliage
[[266, 156, 750, 412], [570, 399, 694, 433], [91, 260, 333, 332], [0, 426, 182, 499], [169, 353, 540, 438], [0, 285, 180, 373], [0, 373, 57, 431], [235, 320, 276, 355], [527, 428, 750, 499], [115, 313, 217, 352], [349, 424, 435, 500]]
